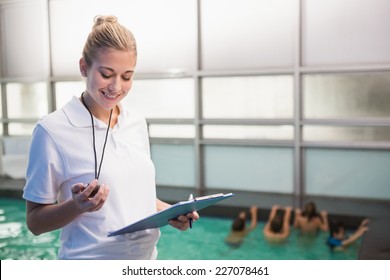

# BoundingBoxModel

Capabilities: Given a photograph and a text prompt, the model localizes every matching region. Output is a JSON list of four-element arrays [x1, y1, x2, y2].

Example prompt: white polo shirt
[[23, 96, 160, 259]]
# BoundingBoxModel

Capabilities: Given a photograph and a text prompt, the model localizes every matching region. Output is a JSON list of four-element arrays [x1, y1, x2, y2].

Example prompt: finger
[[169, 220, 189, 231], [87, 185, 110, 212], [71, 183, 85, 194], [87, 179, 98, 186], [89, 184, 106, 202], [175, 215, 189, 223], [83, 182, 100, 198], [187, 211, 199, 221]]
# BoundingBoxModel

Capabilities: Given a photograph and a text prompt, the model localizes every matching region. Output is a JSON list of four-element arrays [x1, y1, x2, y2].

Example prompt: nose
[[108, 77, 121, 93]]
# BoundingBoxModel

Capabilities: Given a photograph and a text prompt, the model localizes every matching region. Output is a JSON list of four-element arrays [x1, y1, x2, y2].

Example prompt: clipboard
[[108, 192, 234, 236]]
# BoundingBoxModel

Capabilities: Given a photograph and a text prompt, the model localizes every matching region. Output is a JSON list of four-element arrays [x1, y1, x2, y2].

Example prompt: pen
[[188, 194, 194, 229]]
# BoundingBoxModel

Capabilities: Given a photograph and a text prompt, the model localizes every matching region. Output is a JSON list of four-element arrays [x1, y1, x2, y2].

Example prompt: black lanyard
[[81, 92, 113, 180]]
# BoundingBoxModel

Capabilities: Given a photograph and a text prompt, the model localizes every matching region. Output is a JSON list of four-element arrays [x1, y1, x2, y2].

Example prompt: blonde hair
[[82, 15, 137, 67]]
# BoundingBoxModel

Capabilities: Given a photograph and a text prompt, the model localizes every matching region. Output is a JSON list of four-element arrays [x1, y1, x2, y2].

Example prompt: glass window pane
[[0, 86, 2, 117], [0, 85, 3, 134], [203, 125, 293, 140], [2, 135, 31, 155], [149, 124, 195, 139], [305, 148, 390, 200], [202, 76, 293, 119], [1, 0, 50, 78], [8, 123, 35, 136], [201, 0, 296, 70], [6, 83, 48, 118], [303, 0, 390, 65], [55, 81, 85, 109], [123, 78, 195, 119], [204, 145, 293, 193], [304, 72, 390, 119], [304, 126, 390, 142], [50, 0, 197, 76], [151, 144, 195, 188]]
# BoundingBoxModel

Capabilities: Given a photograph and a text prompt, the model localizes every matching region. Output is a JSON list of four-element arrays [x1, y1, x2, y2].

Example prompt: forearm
[[156, 198, 171, 211], [249, 212, 258, 230], [283, 209, 292, 233], [293, 208, 302, 228], [268, 206, 278, 221], [26, 200, 84, 235], [342, 230, 364, 247], [320, 214, 329, 231]]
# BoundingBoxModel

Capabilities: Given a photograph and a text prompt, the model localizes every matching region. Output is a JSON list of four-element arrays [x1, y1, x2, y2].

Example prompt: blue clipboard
[[108, 193, 234, 236]]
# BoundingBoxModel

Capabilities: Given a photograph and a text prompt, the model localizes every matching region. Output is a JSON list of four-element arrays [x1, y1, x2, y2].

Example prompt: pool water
[[0, 198, 360, 260], [0, 198, 60, 260], [158, 217, 360, 260]]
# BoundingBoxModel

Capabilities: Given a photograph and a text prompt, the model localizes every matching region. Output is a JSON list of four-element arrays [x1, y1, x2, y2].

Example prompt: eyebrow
[[99, 66, 134, 74]]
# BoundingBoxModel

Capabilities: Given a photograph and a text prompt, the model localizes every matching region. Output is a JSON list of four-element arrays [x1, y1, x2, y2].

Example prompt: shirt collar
[[62, 95, 124, 128]]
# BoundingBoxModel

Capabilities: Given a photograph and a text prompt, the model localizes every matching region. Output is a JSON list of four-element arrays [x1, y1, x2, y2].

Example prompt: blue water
[[0, 198, 359, 260], [0, 198, 60, 259], [158, 217, 359, 260]]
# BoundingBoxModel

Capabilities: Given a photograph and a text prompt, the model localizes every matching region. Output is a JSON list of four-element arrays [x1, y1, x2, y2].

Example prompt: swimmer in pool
[[327, 218, 369, 251], [294, 201, 329, 235], [225, 205, 258, 247], [263, 205, 292, 243]]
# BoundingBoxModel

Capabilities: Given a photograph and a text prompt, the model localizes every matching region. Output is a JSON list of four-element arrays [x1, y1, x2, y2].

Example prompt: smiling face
[[80, 48, 136, 115]]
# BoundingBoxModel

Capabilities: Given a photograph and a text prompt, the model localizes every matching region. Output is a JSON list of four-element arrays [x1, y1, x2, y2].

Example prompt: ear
[[79, 58, 88, 77]]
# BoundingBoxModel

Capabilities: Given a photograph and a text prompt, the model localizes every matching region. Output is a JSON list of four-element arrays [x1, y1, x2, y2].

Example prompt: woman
[[22, 15, 198, 260], [293, 202, 329, 234]]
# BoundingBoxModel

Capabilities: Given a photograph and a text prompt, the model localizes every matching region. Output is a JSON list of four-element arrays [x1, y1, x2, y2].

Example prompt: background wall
[[1, 0, 390, 206]]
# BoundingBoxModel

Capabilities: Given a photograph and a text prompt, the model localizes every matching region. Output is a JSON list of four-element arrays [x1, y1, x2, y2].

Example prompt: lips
[[102, 91, 120, 100]]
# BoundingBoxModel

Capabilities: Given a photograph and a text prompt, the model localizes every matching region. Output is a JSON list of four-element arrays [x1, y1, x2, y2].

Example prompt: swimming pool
[[0, 198, 359, 260]]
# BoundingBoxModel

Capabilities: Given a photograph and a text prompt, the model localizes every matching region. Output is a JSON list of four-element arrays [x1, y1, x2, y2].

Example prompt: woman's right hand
[[71, 179, 109, 212]]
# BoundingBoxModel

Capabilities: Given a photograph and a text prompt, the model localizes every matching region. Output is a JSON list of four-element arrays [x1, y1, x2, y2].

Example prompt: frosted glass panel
[[6, 83, 48, 118], [304, 73, 390, 119], [303, 0, 390, 65], [203, 76, 293, 119], [204, 145, 293, 193], [201, 0, 296, 70], [151, 144, 195, 187], [1, 0, 50, 77], [50, 0, 197, 76], [305, 148, 390, 200], [0, 85, 2, 135], [55, 81, 85, 109], [8, 123, 35, 136], [123, 78, 195, 119], [0, 87, 2, 117], [304, 126, 390, 142], [149, 125, 195, 139], [203, 125, 293, 140]]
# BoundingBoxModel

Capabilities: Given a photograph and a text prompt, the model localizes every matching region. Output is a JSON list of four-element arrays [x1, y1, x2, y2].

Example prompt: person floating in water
[[225, 205, 258, 247]]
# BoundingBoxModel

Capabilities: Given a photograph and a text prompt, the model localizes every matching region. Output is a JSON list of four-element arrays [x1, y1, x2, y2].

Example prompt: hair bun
[[93, 15, 118, 28]]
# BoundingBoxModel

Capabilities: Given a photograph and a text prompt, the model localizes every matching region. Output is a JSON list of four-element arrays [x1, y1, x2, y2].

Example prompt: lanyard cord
[[81, 92, 113, 180]]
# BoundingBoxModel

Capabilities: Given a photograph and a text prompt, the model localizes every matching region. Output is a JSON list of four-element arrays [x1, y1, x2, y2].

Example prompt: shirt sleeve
[[22, 124, 67, 204], [141, 118, 151, 158]]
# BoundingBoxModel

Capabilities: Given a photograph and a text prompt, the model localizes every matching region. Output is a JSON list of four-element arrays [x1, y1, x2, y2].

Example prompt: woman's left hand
[[168, 211, 200, 231]]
